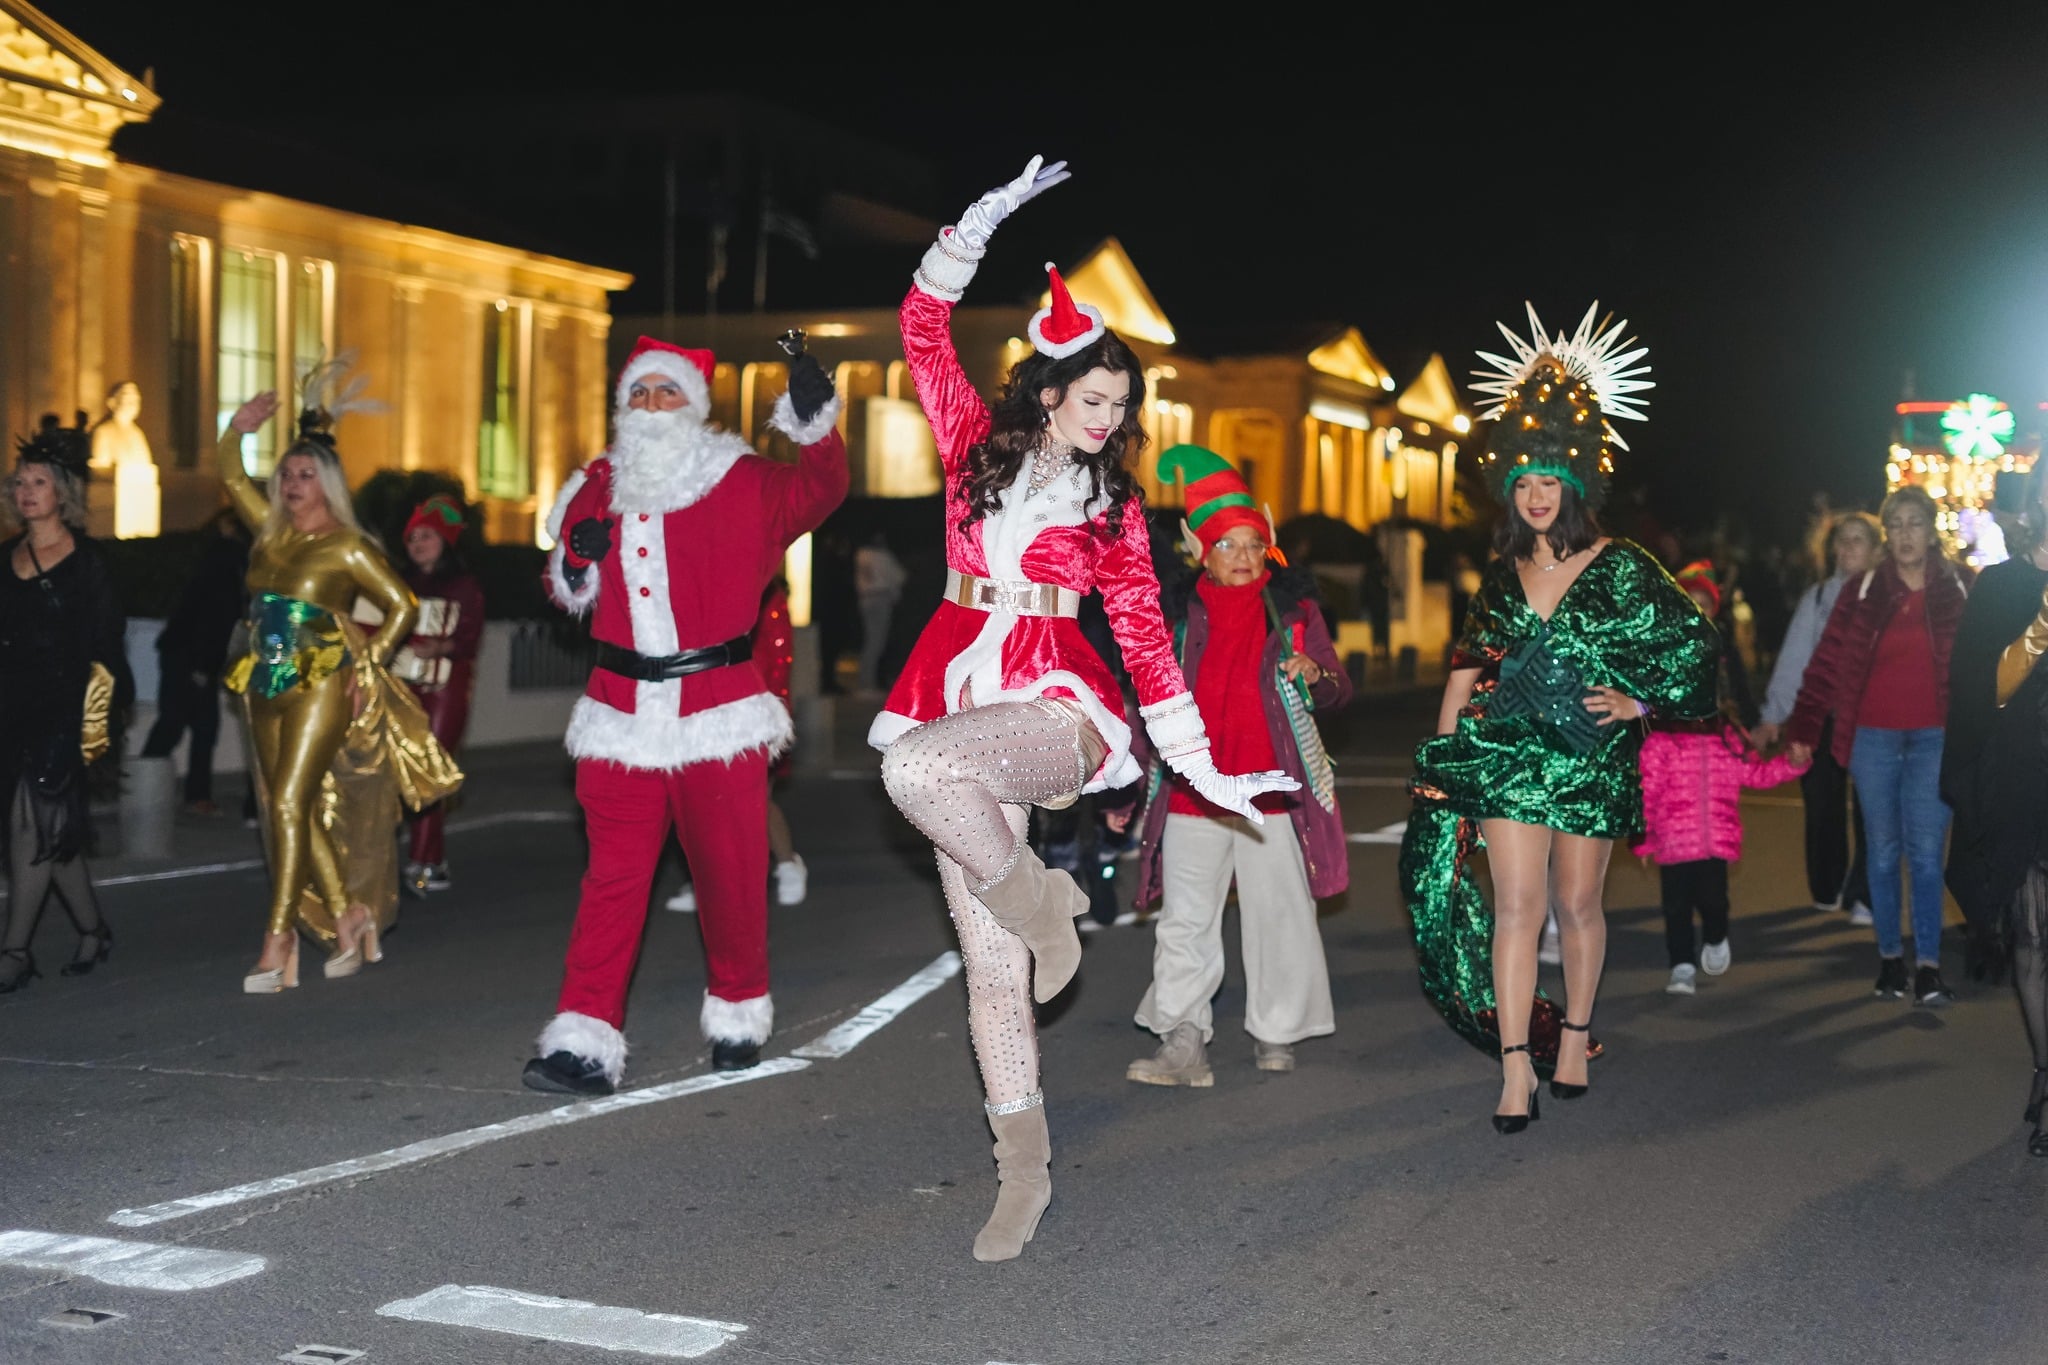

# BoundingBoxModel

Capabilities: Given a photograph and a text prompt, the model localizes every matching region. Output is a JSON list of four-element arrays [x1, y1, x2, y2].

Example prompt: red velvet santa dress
[[530, 337, 847, 1091]]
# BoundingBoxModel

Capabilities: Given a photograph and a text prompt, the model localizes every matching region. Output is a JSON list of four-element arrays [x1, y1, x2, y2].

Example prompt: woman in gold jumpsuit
[[221, 383, 419, 991]]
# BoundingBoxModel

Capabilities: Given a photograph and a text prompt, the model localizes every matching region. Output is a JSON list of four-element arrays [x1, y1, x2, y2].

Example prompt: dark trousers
[[1801, 716, 1870, 909], [141, 652, 222, 803], [1662, 858, 1730, 967]]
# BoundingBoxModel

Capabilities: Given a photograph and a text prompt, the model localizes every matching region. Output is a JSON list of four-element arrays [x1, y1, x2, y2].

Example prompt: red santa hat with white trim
[[1027, 263, 1106, 359], [613, 335, 715, 414]]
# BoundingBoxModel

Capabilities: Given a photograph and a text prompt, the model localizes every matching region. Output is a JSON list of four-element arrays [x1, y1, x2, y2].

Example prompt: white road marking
[[107, 1059, 810, 1228], [792, 952, 960, 1059], [0, 1229, 265, 1290], [378, 1284, 745, 1359], [1347, 821, 1408, 844]]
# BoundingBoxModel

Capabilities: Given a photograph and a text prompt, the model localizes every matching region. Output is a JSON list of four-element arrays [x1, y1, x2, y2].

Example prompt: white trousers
[[1134, 812, 1335, 1046]]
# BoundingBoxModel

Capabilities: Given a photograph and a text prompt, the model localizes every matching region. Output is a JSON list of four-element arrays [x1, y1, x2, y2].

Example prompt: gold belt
[[946, 569, 1080, 618]]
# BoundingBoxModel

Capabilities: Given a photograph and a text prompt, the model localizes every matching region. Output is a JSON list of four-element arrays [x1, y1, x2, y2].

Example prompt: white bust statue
[[89, 380, 154, 469]]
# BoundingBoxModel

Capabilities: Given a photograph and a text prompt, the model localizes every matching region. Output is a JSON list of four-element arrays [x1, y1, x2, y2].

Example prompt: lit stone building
[[0, 2, 629, 544]]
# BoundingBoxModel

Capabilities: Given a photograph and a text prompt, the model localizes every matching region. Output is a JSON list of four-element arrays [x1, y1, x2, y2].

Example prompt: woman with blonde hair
[[220, 361, 459, 992]]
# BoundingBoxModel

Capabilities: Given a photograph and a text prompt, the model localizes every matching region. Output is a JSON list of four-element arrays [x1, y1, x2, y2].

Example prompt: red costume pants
[[405, 665, 473, 867], [556, 749, 770, 1027]]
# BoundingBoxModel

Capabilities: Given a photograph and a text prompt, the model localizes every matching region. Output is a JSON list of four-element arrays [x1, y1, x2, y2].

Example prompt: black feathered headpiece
[[15, 427, 91, 484]]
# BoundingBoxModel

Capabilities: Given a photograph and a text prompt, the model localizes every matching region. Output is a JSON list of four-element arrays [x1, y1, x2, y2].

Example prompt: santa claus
[[523, 335, 846, 1095]]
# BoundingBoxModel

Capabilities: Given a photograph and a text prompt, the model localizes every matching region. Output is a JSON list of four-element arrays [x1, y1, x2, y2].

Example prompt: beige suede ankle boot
[[975, 849, 1087, 1002], [973, 1101, 1052, 1262]]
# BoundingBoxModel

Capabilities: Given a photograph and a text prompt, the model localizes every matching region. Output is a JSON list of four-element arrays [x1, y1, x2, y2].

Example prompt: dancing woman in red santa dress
[[872, 156, 1297, 1261], [522, 336, 846, 1095]]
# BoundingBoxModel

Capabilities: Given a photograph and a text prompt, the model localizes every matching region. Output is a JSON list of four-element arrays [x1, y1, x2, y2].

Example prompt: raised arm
[[760, 353, 851, 549], [904, 155, 1071, 469], [218, 392, 279, 530]]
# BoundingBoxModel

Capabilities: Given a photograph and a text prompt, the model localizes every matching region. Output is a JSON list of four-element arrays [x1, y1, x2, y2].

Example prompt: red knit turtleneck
[[1169, 571, 1283, 817]]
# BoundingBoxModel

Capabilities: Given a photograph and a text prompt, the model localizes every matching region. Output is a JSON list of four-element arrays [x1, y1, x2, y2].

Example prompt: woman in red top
[[1789, 484, 1973, 1004], [875, 157, 1294, 1261], [395, 495, 486, 894]]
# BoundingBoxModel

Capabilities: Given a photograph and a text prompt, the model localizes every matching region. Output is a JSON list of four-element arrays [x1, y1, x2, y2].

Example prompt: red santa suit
[[535, 337, 846, 1086], [867, 286, 1189, 776]]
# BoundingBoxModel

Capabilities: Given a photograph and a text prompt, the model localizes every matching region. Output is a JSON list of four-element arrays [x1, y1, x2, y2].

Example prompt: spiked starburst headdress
[[291, 351, 382, 461], [1470, 302, 1652, 511]]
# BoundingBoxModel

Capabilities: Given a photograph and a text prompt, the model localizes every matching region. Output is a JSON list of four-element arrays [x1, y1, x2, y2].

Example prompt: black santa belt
[[596, 634, 753, 681]]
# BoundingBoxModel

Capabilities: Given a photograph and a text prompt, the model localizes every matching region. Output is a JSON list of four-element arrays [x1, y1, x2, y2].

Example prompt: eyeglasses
[[1210, 538, 1269, 559]]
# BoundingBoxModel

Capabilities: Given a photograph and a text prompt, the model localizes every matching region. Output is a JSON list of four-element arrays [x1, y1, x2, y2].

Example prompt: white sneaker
[[1538, 924, 1562, 966], [666, 884, 697, 913], [1665, 963, 1697, 995], [1813, 898, 1842, 913], [774, 856, 808, 907], [1700, 939, 1731, 976], [1849, 903, 1873, 926]]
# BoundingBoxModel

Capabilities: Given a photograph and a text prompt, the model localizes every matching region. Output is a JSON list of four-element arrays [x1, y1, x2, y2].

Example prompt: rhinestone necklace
[[1028, 437, 1076, 495]]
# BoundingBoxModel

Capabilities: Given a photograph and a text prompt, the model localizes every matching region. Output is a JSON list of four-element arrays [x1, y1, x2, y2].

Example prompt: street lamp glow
[[1940, 393, 2015, 459]]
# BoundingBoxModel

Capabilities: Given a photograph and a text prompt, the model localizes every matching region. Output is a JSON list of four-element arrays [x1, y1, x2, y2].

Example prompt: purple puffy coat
[[1632, 721, 1809, 864]]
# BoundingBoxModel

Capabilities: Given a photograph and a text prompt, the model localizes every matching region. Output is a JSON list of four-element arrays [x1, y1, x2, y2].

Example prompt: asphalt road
[[2, 692, 2043, 1365]]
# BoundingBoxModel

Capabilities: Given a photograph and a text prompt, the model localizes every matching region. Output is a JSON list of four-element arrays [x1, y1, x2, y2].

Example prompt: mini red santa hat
[[614, 335, 715, 414], [1675, 558, 1721, 616], [1027, 263, 1106, 359]]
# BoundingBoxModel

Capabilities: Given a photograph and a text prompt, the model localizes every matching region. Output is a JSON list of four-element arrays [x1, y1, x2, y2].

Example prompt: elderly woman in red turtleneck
[[1125, 445, 1352, 1085]]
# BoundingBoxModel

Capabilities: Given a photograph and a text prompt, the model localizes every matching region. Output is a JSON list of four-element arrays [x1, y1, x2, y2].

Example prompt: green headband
[[1501, 458, 1587, 499], [1184, 491, 1258, 530]]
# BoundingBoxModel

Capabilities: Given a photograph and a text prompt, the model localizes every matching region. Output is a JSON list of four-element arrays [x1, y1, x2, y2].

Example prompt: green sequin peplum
[[1400, 539, 1719, 1067]]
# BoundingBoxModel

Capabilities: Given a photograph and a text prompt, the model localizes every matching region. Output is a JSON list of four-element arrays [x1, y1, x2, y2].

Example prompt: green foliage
[[352, 469, 478, 559]]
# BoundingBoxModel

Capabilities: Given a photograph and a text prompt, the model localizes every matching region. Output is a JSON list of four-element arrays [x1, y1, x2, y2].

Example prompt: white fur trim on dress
[[544, 465, 591, 544], [1028, 301, 1107, 359], [566, 691, 794, 771], [545, 542, 600, 616], [701, 990, 773, 1045], [615, 354, 710, 415], [536, 1010, 627, 1085], [768, 391, 844, 447], [867, 709, 920, 751]]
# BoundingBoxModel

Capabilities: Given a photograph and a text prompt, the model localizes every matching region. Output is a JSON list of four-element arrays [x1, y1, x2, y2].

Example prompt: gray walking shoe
[[1126, 1022, 1213, 1087], [1253, 1040, 1296, 1072]]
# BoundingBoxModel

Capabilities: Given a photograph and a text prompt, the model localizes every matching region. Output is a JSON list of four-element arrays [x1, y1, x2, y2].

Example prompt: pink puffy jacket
[[1632, 722, 1809, 865]]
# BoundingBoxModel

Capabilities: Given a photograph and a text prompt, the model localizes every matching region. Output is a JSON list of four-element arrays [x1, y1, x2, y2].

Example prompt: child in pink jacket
[[1636, 563, 1810, 995]]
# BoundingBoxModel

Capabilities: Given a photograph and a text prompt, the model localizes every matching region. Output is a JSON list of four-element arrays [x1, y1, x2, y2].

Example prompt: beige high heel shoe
[[243, 934, 300, 994], [324, 905, 384, 979]]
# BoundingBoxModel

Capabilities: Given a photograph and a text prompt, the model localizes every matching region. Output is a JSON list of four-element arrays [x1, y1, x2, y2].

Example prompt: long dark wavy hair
[[958, 330, 1147, 540], [1492, 475, 1601, 563]]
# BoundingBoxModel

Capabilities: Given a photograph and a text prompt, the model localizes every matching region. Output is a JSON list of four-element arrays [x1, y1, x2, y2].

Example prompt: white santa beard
[[608, 407, 751, 515]]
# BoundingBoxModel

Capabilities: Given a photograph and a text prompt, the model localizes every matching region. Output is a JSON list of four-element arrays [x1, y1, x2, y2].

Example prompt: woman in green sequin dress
[[1398, 304, 1718, 1132]]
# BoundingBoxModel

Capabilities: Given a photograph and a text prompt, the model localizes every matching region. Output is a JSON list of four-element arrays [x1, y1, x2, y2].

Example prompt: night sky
[[71, 9, 2048, 549]]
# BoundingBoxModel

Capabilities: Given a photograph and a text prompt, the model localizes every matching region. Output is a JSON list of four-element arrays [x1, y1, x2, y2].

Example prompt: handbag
[[1488, 623, 1607, 755]]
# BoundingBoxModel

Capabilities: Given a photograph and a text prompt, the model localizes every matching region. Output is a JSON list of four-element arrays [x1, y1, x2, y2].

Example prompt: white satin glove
[[915, 155, 1070, 301], [1141, 695, 1299, 826], [954, 154, 1069, 254]]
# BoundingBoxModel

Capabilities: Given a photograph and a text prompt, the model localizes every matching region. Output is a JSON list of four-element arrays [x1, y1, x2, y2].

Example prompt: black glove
[[787, 355, 835, 425], [568, 516, 613, 563]]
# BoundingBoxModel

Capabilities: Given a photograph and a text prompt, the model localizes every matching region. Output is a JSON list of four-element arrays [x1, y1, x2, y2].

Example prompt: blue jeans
[[1847, 726, 1950, 964]]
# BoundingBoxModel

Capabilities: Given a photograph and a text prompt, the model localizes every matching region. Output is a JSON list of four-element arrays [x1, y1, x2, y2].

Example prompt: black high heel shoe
[[1549, 1019, 1592, 1100], [61, 926, 113, 978], [1494, 1043, 1541, 1135], [0, 948, 39, 994]]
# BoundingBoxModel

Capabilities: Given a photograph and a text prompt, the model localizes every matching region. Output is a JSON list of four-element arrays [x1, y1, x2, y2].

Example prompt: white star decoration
[[1470, 301, 1655, 449]]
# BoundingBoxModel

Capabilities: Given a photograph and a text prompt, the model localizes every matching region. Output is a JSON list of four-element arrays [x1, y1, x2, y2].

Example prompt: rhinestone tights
[[882, 699, 1098, 1110], [2013, 862, 2048, 1070]]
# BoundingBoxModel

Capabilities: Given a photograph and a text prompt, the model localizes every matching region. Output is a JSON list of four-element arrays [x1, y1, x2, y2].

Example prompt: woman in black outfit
[[0, 429, 133, 992]]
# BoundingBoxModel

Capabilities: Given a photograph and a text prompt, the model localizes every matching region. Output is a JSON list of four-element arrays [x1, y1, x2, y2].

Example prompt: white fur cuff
[[1139, 692, 1209, 760], [545, 543, 600, 616], [536, 1011, 628, 1084], [702, 991, 773, 1045], [913, 235, 980, 301], [768, 391, 844, 447]]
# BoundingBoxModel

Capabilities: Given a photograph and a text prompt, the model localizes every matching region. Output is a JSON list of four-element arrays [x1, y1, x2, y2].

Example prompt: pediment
[[1041, 237, 1176, 346], [0, 2, 157, 162], [1397, 353, 1466, 427], [1306, 328, 1392, 389]]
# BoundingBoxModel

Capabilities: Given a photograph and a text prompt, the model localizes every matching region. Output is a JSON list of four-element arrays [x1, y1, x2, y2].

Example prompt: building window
[[478, 300, 527, 498], [167, 235, 207, 470], [292, 258, 333, 389], [219, 248, 282, 476]]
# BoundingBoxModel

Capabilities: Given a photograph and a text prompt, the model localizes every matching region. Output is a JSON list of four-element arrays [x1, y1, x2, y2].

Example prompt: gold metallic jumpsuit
[[217, 432, 416, 936]]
